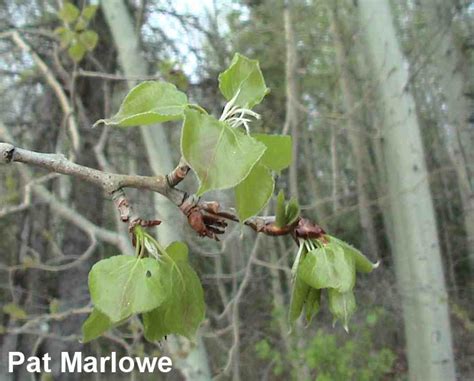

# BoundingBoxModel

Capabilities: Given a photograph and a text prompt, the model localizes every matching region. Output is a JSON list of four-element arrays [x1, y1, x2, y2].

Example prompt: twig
[[0, 142, 326, 243]]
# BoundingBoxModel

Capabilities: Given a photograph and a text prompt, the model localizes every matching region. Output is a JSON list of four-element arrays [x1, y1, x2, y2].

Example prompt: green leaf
[[235, 163, 274, 221], [305, 288, 321, 324], [275, 190, 286, 228], [328, 289, 356, 332], [58, 3, 80, 23], [81, 308, 113, 343], [82, 5, 98, 21], [274, 191, 300, 228], [88, 255, 167, 322], [3, 303, 27, 320], [218, 53, 269, 109], [289, 276, 310, 328], [94, 81, 188, 127], [68, 41, 86, 62], [181, 109, 266, 195], [329, 236, 379, 273], [298, 245, 355, 293], [54, 26, 74, 48], [78, 30, 98, 51], [143, 242, 205, 341], [252, 134, 292, 171], [285, 197, 300, 226]]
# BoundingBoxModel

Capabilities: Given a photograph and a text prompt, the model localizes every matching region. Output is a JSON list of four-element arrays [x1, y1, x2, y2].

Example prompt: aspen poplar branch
[[0, 142, 325, 241]]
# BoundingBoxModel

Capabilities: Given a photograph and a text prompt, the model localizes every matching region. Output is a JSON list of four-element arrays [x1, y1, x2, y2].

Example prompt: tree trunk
[[328, 2, 380, 258], [419, 0, 474, 272], [100, 1, 212, 380], [357, 1, 456, 380], [283, 3, 299, 199]]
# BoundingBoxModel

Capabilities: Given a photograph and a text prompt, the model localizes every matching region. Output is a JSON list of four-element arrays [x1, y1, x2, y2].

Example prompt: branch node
[[0, 143, 15, 164]]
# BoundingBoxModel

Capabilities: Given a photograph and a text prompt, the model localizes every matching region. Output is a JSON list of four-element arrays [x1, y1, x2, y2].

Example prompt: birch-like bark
[[283, 3, 299, 199], [358, 1, 456, 380], [100, 1, 211, 379], [328, 3, 379, 258], [418, 0, 474, 271]]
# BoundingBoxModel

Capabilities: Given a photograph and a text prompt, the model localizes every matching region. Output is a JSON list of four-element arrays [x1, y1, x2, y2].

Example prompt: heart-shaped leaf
[[252, 134, 292, 171], [88, 255, 167, 322], [181, 109, 266, 195], [94, 81, 188, 127], [218, 53, 269, 109], [235, 163, 274, 221], [143, 242, 205, 341]]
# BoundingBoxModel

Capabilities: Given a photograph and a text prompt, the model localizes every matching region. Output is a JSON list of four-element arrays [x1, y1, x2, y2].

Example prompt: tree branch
[[0, 142, 326, 243]]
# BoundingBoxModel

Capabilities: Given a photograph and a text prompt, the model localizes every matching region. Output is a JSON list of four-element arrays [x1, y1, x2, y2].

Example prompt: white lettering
[[100, 356, 110, 372], [118, 357, 134, 373], [26, 357, 41, 373], [83, 356, 97, 373], [43, 353, 52, 372], [135, 356, 158, 373], [8, 352, 24, 373], [61, 352, 82, 373], [158, 356, 172, 373]]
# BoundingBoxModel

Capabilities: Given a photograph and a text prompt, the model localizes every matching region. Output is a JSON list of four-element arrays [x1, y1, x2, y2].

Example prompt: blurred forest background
[[0, 0, 473, 380]]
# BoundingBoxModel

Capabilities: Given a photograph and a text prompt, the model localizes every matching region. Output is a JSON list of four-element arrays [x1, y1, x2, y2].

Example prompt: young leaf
[[328, 289, 356, 332], [54, 27, 75, 48], [218, 53, 269, 109], [88, 255, 167, 322], [305, 288, 321, 324], [94, 81, 188, 127], [329, 236, 379, 273], [78, 30, 98, 51], [298, 245, 355, 293], [252, 134, 292, 171], [181, 109, 266, 195], [82, 5, 98, 21], [285, 197, 300, 226], [274, 191, 300, 228], [289, 276, 310, 328], [143, 242, 205, 341], [68, 42, 86, 62], [275, 190, 286, 228], [58, 3, 80, 23], [81, 308, 113, 343], [235, 163, 274, 221]]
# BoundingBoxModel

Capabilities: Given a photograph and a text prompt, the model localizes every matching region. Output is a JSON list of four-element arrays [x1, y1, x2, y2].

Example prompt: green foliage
[[252, 134, 292, 172], [256, 310, 395, 381], [275, 190, 300, 228], [88, 255, 167, 322], [289, 236, 378, 330], [181, 109, 266, 195], [143, 242, 205, 341], [55, 2, 99, 62], [235, 163, 274, 221], [94, 82, 188, 127], [218, 53, 270, 108], [3, 303, 27, 320], [81, 308, 113, 343], [87, 53, 377, 342], [83, 229, 205, 342]]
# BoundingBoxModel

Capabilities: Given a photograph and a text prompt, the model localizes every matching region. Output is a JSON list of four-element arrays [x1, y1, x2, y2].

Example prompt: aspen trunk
[[357, 1, 456, 380]]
